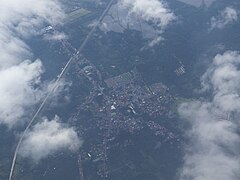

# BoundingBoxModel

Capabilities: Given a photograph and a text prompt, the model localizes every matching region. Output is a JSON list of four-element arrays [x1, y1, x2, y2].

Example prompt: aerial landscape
[[0, 0, 240, 180]]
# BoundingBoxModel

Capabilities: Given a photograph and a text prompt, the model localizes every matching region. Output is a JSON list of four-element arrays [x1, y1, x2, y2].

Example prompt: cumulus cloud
[[0, 60, 43, 126], [0, 0, 64, 38], [120, 0, 176, 29], [19, 116, 81, 162], [210, 7, 238, 30], [101, 0, 175, 46], [0, 0, 64, 127], [179, 51, 240, 180]]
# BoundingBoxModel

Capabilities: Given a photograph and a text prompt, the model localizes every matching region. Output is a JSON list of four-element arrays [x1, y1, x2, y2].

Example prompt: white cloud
[[0, 0, 64, 38], [179, 51, 240, 180], [19, 116, 81, 162], [101, 0, 175, 47], [0, 60, 43, 127], [120, 0, 176, 29], [0, 0, 64, 127], [210, 7, 238, 30], [148, 36, 164, 47], [201, 51, 240, 111]]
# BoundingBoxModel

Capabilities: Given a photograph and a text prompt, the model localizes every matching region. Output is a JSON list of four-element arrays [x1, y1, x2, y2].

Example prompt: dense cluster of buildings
[[69, 55, 179, 178]]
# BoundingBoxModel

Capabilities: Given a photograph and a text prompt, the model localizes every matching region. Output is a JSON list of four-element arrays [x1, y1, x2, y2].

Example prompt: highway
[[8, 0, 115, 179], [78, 154, 85, 180]]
